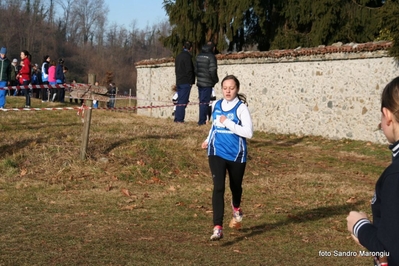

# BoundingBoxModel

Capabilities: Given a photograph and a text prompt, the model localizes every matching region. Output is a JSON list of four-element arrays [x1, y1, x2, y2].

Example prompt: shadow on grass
[[102, 133, 189, 154], [250, 137, 305, 148], [0, 138, 47, 158], [0, 122, 79, 131], [221, 201, 365, 246]]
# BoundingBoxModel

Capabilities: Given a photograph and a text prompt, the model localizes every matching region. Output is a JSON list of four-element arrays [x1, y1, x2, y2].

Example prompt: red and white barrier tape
[[0, 103, 184, 112], [1, 106, 80, 112], [0, 84, 71, 90]]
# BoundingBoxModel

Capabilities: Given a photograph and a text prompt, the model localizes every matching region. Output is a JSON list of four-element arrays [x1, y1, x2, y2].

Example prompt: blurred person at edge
[[17, 50, 32, 108], [0, 47, 11, 108], [10, 58, 19, 96], [346, 76, 399, 266], [56, 58, 65, 102]]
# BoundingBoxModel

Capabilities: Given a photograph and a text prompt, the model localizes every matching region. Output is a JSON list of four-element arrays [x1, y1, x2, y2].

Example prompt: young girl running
[[201, 75, 253, 240], [347, 76, 399, 265]]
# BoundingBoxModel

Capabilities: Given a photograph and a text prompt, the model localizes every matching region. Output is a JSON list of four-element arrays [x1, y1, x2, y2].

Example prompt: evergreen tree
[[162, 0, 206, 55], [162, 0, 399, 57], [162, 0, 270, 54], [271, 0, 384, 49], [378, 0, 399, 58]]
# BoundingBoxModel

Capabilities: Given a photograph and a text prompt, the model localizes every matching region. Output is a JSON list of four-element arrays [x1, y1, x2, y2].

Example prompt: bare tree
[[0, 0, 171, 91], [55, 0, 73, 39], [70, 0, 108, 45]]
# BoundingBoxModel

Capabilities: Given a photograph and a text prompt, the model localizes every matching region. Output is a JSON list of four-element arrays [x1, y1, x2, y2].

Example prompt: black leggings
[[22, 80, 30, 106], [208, 155, 246, 227]]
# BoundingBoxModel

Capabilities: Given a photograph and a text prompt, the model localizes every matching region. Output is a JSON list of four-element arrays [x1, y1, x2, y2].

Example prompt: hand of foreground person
[[346, 211, 368, 234]]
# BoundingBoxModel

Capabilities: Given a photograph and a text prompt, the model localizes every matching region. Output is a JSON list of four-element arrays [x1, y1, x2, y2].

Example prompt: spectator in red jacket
[[17, 50, 32, 108]]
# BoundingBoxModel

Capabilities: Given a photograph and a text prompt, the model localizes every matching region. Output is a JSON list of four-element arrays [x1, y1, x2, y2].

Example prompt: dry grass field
[[0, 96, 390, 265]]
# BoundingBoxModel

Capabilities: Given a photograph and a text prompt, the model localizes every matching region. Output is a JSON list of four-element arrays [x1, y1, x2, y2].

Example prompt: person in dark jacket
[[195, 41, 219, 125], [174, 41, 195, 123], [0, 47, 11, 108], [56, 58, 65, 102], [347, 76, 399, 266], [41, 55, 50, 102], [107, 82, 116, 108], [31, 64, 42, 98]]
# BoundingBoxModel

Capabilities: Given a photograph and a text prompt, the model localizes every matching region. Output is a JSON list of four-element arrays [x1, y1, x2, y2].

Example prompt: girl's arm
[[19, 61, 30, 75], [222, 104, 253, 139], [202, 101, 217, 148], [352, 173, 399, 256]]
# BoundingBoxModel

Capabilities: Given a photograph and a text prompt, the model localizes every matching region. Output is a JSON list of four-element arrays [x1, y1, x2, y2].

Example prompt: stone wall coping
[[135, 41, 393, 67]]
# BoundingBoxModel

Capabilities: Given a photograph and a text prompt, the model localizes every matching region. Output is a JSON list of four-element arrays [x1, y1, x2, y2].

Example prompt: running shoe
[[210, 226, 223, 241], [229, 207, 243, 229]]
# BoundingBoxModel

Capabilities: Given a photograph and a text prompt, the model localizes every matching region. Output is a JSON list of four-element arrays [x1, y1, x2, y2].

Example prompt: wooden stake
[[80, 100, 93, 160]]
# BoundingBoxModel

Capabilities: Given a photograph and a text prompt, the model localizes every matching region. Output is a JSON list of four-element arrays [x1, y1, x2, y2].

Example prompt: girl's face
[[222, 79, 238, 101], [20, 52, 26, 60]]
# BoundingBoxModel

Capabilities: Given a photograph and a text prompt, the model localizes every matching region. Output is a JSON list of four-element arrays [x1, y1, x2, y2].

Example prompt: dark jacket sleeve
[[358, 173, 399, 264], [195, 52, 219, 87], [56, 65, 63, 80], [209, 54, 218, 85], [175, 51, 195, 85], [6, 60, 11, 82]]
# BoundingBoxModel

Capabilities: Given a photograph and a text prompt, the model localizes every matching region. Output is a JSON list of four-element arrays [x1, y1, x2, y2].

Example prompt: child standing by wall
[[201, 75, 253, 241], [171, 85, 178, 116], [346, 76, 399, 265]]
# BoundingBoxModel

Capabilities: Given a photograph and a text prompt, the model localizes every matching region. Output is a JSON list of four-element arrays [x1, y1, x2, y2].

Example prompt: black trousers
[[208, 155, 246, 227], [41, 81, 48, 101]]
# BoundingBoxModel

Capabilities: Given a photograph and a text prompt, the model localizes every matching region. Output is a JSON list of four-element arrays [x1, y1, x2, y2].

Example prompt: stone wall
[[135, 42, 398, 144]]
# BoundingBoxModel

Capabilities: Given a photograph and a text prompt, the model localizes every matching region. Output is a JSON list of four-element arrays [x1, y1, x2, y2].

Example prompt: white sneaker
[[210, 226, 223, 241], [229, 207, 243, 229]]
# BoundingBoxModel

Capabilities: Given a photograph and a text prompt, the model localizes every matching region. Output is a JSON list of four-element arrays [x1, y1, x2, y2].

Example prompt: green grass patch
[[0, 96, 389, 265]]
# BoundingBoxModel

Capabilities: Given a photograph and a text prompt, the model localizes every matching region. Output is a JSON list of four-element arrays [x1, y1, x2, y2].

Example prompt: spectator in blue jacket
[[0, 47, 11, 108]]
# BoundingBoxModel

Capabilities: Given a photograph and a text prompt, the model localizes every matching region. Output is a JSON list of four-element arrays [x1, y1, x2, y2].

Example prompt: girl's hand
[[346, 211, 368, 234], [201, 141, 208, 149], [220, 115, 226, 123]]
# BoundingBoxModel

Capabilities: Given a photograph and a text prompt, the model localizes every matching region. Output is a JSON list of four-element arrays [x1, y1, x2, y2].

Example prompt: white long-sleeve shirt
[[204, 97, 253, 143]]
